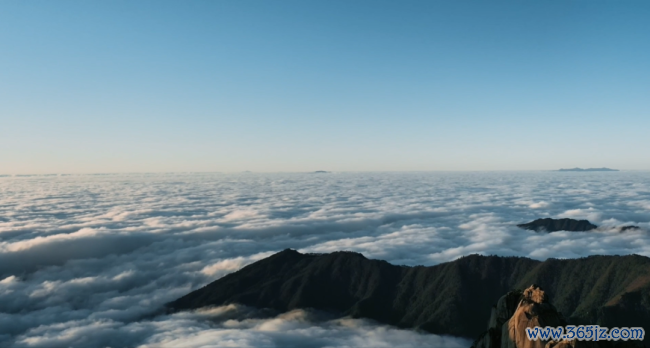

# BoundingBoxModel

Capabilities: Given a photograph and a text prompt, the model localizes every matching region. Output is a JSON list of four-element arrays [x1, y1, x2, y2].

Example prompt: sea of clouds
[[1, 171, 649, 347]]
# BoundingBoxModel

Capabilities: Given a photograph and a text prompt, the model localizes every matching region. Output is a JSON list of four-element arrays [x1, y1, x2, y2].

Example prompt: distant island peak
[[517, 218, 597, 232], [557, 167, 619, 172]]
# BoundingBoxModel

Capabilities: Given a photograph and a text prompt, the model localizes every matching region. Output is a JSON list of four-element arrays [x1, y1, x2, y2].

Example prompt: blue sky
[[1, 1, 649, 173]]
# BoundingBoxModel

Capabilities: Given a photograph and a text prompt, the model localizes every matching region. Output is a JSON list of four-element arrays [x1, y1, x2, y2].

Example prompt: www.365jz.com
[[526, 326, 645, 341]]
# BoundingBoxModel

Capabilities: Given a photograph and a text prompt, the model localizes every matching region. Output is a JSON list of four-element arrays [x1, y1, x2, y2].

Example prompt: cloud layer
[[1, 171, 649, 347]]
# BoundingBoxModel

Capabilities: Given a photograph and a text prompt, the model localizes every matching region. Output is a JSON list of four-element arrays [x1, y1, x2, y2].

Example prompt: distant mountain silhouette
[[558, 168, 619, 172], [517, 218, 598, 232], [312, 170, 330, 173], [168, 250, 650, 341]]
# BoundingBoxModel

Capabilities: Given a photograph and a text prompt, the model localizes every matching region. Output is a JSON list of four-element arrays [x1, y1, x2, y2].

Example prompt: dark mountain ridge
[[168, 250, 650, 341], [517, 218, 598, 232], [517, 218, 643, 233]]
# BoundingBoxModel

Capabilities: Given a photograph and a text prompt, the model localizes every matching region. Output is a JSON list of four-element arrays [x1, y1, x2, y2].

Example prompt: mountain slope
[[168, 250, 650, 339]]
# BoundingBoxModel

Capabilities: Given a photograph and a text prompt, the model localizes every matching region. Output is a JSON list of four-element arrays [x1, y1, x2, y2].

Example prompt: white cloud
[[559, 208, 602, 222], [529, 201, 549, 209], [0, 172, 649, 347], [200, 252, 273, 277], [0, 228, 104, 253], [136, 307, 473, 348], [221, 209, 262, 222]]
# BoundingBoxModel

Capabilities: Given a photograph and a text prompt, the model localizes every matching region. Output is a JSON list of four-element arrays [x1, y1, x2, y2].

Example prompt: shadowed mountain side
[[168, 250, 650, 340]]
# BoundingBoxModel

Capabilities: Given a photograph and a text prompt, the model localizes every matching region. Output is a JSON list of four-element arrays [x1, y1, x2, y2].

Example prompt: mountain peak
[[517, 218, 597, 232], [168, 251, 650, 340]]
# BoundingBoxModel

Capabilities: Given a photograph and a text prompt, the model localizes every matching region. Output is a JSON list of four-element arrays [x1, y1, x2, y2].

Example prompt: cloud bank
[[1, 171, 649, 347]]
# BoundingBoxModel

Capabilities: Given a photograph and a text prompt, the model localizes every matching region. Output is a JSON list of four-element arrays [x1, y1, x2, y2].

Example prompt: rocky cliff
[[473, 285, 566, 348], [472, 285, 641, 348]]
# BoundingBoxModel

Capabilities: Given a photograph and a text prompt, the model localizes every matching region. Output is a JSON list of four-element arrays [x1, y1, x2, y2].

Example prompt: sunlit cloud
[[0, 172, 649, 347]]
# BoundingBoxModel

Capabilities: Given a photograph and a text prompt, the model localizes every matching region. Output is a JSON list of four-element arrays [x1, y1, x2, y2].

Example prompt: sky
[[1, 1, 649, 173]]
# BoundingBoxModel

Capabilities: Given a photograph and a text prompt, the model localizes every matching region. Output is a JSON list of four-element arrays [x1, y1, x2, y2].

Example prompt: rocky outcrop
[[474, 286, 586, 348], [491, 290, 523, 330], [472, 285, 646, 348], [504, 285, 565, 348], [472, 286, 565, 348], [473, 290, 523, 348], [517, 218, 598, 232]]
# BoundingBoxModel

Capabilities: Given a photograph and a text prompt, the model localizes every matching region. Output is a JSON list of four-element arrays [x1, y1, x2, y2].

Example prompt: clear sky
[[1, 1, 649, 173]]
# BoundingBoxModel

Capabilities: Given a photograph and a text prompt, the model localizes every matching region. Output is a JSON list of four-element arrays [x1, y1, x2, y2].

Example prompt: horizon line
[[2, 169, 644, 176]]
